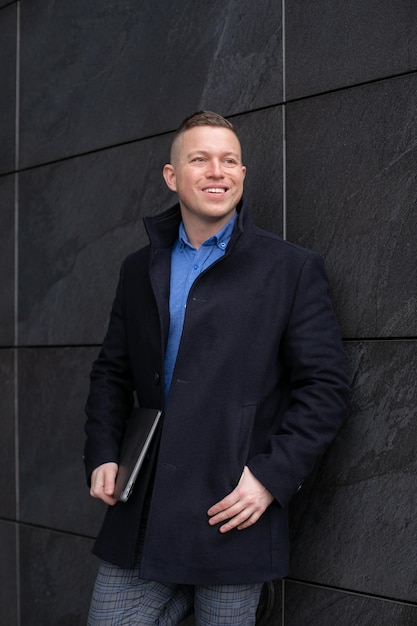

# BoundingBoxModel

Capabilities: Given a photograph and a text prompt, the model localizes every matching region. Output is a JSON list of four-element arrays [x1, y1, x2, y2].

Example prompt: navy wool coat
[[84, 200, 349, 585]]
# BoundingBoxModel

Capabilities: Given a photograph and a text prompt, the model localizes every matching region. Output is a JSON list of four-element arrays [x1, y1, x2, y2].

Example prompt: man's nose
[[207, 159, 224, 177]]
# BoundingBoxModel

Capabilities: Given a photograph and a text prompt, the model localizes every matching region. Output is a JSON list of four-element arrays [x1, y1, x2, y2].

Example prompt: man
[[84, 111, 349, 625]]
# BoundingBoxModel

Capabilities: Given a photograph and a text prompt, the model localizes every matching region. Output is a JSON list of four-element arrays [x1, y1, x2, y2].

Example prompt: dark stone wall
[[1, 1, 416, 624]]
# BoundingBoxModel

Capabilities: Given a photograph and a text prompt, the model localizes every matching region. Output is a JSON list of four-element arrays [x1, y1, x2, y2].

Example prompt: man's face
[[163, 126, 246, 228]]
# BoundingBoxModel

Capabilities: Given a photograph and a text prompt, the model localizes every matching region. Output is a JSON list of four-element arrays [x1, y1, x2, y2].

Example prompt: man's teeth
[[204, 188, 225, 193]]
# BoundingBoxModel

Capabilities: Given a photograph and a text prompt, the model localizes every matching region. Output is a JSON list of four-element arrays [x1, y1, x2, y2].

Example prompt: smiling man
[[163, 122, 246, 246], [84, 111, 349, 625]]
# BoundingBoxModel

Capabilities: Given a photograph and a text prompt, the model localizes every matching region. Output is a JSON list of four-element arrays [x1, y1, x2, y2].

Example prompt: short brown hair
[[176, 110, 235, 133], [170, 111, 239, 162]]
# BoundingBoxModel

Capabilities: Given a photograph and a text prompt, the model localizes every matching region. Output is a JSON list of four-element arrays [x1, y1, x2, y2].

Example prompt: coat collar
[[143, 198, 251, 250]]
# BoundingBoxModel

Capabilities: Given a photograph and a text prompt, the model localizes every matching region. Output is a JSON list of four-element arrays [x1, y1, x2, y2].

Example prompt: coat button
[[154, 372, 160, 385]]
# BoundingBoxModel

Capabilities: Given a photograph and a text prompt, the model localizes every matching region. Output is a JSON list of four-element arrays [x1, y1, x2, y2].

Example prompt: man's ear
[[163, 164, 177, 192]]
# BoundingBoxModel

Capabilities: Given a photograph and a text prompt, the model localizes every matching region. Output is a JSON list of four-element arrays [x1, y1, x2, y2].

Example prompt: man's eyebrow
[[186, 150, 241, 159]]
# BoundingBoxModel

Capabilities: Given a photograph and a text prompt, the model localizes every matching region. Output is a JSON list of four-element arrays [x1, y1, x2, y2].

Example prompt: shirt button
[[220, 242, 226, 249], [154, 372, 160, 385], [194, 264, 198, 270]]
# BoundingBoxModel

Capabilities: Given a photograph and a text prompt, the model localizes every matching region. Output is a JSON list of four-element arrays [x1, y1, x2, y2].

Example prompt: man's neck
[[181, 211, 237, 249]]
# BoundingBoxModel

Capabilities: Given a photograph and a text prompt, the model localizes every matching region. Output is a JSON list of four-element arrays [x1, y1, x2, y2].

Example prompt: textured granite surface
[[19, 0, 282, 167], [0, 521, 17, 626], [0, 350, 15, 519], [0, 175, 15, 345], [284, 581, 417, 625], [19, 525, 96, 626], [18, 134, 172, 345], [0, 3, 16, 174], [290, 340, 417, 602], [18, 347, 105, 536], [286, 0, 417, 99], [286, 74, 417, 338]]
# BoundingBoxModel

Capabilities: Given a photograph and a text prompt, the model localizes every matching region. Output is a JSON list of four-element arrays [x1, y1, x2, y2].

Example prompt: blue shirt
[[164, 213, 237, 400]]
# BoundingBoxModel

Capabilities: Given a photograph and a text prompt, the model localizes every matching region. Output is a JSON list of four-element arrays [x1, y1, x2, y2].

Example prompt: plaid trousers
[[88, 560, 263, 626]]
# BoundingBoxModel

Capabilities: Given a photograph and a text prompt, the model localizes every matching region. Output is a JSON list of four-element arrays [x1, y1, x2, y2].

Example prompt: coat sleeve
[[83, 260, 134, 485], [247, 252, 350, 508]]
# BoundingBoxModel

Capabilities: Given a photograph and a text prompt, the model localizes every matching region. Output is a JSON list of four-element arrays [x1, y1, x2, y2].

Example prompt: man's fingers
[[207, 491, 239, 517], [90, 462, 118, 505], [208, 491, 259, 529], [104, 471, 116, 496], [207, 497, 238, 519], [207, 500, 242, 526], [217, 506, 262, 533], [236, 510, 261, 531], [207, 467, 274, 533]]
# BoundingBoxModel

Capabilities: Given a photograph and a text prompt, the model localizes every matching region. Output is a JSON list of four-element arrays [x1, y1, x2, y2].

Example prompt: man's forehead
[[170, 125, 242, 164], [177, 126, 242, 154]]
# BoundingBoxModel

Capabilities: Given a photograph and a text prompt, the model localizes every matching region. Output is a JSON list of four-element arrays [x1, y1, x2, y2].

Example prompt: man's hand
[[207, 466, 274, 533], [90, 462, 118, 506]]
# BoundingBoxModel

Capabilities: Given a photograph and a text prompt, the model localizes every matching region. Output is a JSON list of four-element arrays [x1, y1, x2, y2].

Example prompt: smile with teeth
[[203, 187, 227, 194]]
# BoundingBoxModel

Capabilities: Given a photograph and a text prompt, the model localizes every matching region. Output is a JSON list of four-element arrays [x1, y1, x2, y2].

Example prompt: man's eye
[[224, 159, 237, 166], [192, 157, 205, 163]]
